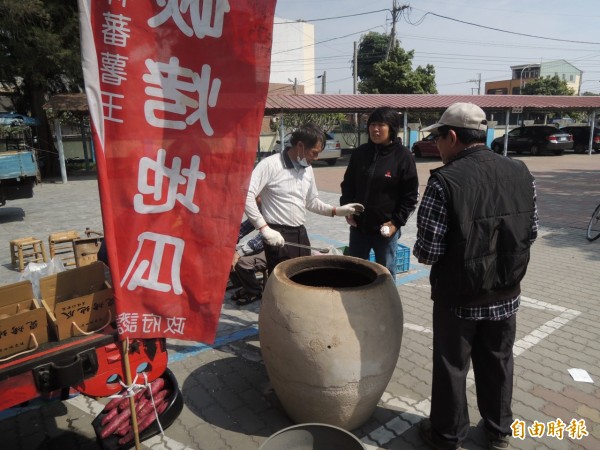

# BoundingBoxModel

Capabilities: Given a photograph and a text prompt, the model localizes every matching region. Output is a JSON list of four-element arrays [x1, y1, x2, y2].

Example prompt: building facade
[[270, 17, 316, 94], [485, 60, 582, 95]]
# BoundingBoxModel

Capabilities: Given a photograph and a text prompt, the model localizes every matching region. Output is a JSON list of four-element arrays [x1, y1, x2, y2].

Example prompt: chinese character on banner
[[78, 0, 276, 342]]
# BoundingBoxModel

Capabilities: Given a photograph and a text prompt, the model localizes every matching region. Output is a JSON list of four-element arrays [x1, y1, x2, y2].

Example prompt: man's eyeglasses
[[432, 133, 444, 142]]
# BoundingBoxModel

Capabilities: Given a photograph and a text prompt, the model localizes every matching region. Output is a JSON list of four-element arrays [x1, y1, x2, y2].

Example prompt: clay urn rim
[[271, 255, 391, 291]]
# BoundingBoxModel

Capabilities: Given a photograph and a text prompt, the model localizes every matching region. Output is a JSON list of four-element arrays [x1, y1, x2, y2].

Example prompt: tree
[[0, 0, 83, 173], [521, 75, 574, 96], [356, 32, 388, 82], [274, 113, 347, 135], [356, 32, 437, 94], [520, 75, 582, 122]]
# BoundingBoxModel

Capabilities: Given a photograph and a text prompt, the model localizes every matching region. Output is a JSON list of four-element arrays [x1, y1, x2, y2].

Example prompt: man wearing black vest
[[413, 102, 538, 450]]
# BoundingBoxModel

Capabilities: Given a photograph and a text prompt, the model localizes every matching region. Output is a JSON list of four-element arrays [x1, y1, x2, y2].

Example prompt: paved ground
[[0, 152, 599, 450]]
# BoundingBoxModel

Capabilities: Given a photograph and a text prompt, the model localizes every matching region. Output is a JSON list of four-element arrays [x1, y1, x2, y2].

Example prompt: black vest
[[430, 146, 535, 307]]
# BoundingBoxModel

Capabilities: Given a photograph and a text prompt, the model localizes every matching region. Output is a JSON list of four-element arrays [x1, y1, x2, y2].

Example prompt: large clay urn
[[259, 255, 403, 430]]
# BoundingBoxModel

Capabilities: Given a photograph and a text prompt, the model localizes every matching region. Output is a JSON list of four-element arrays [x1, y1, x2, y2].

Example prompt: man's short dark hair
[[290, 123, 326, 149], [437, 125, 486, 146], [367, 107, 401, 143]]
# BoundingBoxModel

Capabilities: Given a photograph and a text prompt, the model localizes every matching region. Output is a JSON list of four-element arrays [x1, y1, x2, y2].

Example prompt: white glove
[[380, 225, 391, 237], [335, 203, 365, 217], [260, 226, 285, 247]]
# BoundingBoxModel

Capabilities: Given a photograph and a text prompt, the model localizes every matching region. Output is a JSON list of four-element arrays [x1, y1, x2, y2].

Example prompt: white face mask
[[296, 148, 309, 167], [296, 155, 309, 167]]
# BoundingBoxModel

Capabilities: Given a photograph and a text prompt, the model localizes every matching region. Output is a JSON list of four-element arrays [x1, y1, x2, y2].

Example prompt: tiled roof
[[265, 94, 600, 114], [45, 92, 600, 115]]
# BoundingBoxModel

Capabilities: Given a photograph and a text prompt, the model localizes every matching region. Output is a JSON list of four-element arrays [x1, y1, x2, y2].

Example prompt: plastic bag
[[328, 246, 343, 256], [19, 258, 67, 304]]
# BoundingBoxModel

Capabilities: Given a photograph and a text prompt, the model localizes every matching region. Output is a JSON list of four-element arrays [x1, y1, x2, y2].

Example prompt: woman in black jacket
[[340, 107, 419, 276]]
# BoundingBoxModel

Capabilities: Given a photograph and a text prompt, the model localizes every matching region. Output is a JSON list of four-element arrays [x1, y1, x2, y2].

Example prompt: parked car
[[559, 126, 600, 153], [491, 126, 573, 156], [272, 132, 341, 166], [0, 112, 40, 127], [411, 134, 440, 158]]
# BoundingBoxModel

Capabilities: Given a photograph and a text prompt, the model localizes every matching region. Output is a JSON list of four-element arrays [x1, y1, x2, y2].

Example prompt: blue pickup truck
[[0, 147, 39, 206]]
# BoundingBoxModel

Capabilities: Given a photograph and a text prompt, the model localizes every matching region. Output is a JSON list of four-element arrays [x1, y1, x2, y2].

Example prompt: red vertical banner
[[77, 0, 276, 342]]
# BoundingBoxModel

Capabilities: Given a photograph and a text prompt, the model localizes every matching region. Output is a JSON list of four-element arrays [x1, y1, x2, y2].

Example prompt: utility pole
[[321, 71, 326, 94], [468, 73, 481, 95], [385, 2, 409, 60], [353, 41, 358, 94], [288, 77, 298, 95], [353, 41, 359, 146]]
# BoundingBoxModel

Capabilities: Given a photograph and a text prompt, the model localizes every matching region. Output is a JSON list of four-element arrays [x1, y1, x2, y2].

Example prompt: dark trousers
[[430, 301, 516, 447], [264, 224, 310, 274], [229, 250, 267, 296]]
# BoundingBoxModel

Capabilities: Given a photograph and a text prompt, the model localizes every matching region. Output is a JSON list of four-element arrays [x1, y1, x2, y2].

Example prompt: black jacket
[[429, 146, 535, 306], [340, 140, 419, 234]]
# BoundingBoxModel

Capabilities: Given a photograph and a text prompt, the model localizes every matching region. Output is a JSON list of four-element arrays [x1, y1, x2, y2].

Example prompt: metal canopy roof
[[264, 94, 600, 114]]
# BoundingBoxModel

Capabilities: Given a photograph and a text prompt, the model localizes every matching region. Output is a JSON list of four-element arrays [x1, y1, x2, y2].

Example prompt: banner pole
[[122, 338, 142, 450]]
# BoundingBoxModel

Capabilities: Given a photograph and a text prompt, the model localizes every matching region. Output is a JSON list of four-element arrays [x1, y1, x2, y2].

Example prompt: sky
[[273, 0, 600, 95]]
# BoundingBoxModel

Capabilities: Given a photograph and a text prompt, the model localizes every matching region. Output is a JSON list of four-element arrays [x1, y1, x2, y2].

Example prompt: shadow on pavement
[[181, 355, 291, 438], [36, 430, 100, 450], [0, 207, 25, 223]]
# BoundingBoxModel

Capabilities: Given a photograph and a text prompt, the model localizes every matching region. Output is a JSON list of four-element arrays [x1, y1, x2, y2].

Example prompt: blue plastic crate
[[368, 243, 410, 274]]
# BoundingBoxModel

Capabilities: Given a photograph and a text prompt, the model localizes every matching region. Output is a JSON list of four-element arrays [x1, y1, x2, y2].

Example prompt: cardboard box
[[0, 281, 48, 360], [39, 262, 115, 341]]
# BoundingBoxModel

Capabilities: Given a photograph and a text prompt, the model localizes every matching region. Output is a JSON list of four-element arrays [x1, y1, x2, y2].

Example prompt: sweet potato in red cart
[[92, 368, 183, 450]]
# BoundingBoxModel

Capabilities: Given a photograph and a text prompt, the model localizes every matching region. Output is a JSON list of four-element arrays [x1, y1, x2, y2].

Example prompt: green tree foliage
[[521, 75, 580, 122], [356, 32, 388, 82], [0, 0, 83, 159], [356, 32, 437, 94], [275, 113, 347, 134], [521, 75, 574, 96]]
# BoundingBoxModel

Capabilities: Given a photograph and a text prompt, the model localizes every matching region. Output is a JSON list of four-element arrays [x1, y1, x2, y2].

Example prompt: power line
[[272, 5, 600, 94], [407, 9, 600, 45], [274, 9, 389, 24], [272, 26, 382, 55]]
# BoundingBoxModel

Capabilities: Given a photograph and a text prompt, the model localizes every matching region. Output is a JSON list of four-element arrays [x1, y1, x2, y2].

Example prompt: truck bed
[[0, 150, 38, 180]]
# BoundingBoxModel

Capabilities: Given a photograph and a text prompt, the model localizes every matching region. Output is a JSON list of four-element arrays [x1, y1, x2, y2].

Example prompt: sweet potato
[[117, 394, 173, 445], [115, 419, 132, 437], [100, 407, 131, 439], [137, 390, 170, 419], [103, 396, 124, 412], [145, 377, 165, 398], [118, 409, 159, 445], [117, 389, 144, 411], [135, 395, 150, 415], [155, 400, 169, 415], [100, 406, 119, 426]]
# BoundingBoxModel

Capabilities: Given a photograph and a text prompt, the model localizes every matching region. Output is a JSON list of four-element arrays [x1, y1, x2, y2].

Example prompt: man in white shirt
[[245, 123, 363, 273]]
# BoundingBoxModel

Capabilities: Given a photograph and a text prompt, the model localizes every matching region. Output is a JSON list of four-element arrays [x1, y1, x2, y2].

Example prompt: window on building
[[570, 75, 574, 81]]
